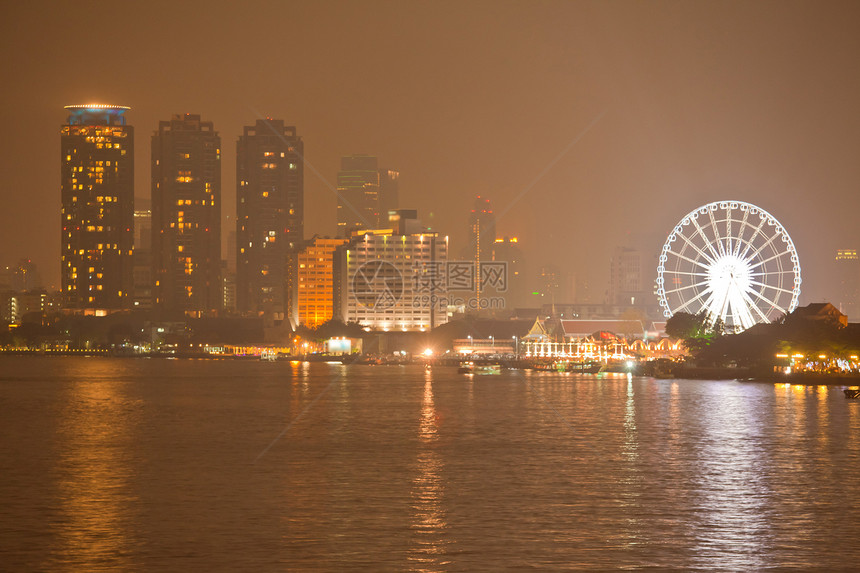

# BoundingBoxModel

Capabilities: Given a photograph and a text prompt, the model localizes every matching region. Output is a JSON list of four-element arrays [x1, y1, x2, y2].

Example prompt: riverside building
[[151, 114, 222, 317], [297, 237, 348, 328], [236, 119, 303, 322], [60, 104, 134, 313], [335, 218, 448, 331]]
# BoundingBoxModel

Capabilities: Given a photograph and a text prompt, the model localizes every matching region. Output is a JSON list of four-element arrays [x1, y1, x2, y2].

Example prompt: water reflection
[[691, 382, 773, 569], [623, 375, 638, 462], [408, 369, 449, 571], [3, 360, 860, 570], [54, 360, 139, 569]]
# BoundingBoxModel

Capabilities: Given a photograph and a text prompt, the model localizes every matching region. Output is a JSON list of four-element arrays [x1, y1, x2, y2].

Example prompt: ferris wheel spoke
[[736, 292, 760, 330], [738, 216, 768, 261], [748, 280, 795, 296], [673, 286, 713, 314], [666, 249, 713, 270], [745, 286, 788, 315], [744, 231, 782, 264], [690, 217, 721, 261], [664, 279, 710, 295], [725, 207, 735, 255], [673, 233, 716, 266], [708, 210, 727, 257], [662, 270, 709, 278], [705, 282, 730, 324], [701, 295, 721, 322], [749, 269, 795, 277], [733, 209, 751, 257], [727, 286, 752, 330], [746, 248, 793, 270], [739, 287, 772, 324]]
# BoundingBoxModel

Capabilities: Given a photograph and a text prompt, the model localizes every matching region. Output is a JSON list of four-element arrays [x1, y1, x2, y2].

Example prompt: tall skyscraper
[[378, 167, 399, 224], [60, 104, 134, 312], [336, 156, 400, 234], [236, 119, 303, 321], [836, 249, 859, 320], [132, 209, 153, 309], [465, 196, 495, 300], [151, 114, 221, 317], [492, 236, 526, 310], [337, 155, 380, 234]]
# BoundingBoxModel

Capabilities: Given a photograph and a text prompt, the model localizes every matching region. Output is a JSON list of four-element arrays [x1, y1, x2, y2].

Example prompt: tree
[[665, 310, 723, 357]]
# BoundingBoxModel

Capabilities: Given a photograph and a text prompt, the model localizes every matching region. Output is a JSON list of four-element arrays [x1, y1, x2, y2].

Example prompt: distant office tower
[[297, 237, 348, 327], [378, 168, 399, 224], [536, 264, 575, 305], [236, 119, 303, 320], [11, 259, 43, 291], [151, 114, 221, 317], [336, 156, 399, 234], [134, 209, 151, 251], [336, 227, 448, 331], [539, 264, 561, 303], [463, 196, 495, 299], [337, 155, 380, 234], [492, 237, 526, 309], [836, 249, 859, 320], [132, 210, 152, 309], [609, 246, 646, 305], [60, 104, 134, 312]]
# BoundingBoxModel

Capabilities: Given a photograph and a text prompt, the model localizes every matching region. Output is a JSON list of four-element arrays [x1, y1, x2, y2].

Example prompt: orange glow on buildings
[[297, 237, 347, 328]]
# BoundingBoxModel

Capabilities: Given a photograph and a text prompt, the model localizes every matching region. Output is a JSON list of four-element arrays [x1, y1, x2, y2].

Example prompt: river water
[[1, 356, 859, 570]]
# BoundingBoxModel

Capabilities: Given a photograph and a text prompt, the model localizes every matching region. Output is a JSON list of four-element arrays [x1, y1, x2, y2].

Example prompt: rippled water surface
[[2, 356, 860, 570]]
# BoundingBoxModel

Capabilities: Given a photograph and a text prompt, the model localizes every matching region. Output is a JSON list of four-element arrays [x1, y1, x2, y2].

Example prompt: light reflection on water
[[408, 370, 449, 572], [54, 360, 139, 570], [1, 357, 860, 570]]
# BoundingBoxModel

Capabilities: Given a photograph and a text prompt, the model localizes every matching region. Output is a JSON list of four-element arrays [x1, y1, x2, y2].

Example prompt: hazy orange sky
[[2, 0, 859, 303]]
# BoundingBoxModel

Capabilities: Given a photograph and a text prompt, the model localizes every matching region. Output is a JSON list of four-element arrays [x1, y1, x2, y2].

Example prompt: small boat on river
[[458, 361, 501, 375]]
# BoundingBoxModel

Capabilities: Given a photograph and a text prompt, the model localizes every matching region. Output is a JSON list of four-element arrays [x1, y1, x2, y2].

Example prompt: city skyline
[[3, 1, 860, 307]]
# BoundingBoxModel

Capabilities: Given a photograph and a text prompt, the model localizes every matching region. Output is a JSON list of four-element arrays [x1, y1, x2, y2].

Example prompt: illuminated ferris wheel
[[656, 200, 802, 332]]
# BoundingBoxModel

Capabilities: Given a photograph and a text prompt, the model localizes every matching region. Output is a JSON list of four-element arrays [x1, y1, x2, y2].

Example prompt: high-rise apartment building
[[297, 237, 348, 328], [60, 104, 134, 312], [151, 114, 221, 317], [236, 119, 303, 321], [836, 249, 859, 320]]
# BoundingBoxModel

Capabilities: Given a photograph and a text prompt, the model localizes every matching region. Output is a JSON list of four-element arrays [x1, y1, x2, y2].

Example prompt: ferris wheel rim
[[656, 200, 802, 331]]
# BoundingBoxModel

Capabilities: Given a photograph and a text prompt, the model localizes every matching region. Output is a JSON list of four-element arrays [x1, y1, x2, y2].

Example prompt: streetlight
[[512, 335, 518, 360]]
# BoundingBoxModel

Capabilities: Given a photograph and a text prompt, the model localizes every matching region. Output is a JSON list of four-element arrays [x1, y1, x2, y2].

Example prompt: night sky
[[2, 0, 859, 304]]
